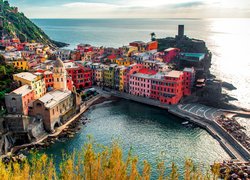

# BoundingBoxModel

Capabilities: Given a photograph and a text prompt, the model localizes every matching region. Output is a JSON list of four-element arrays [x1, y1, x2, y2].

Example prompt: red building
[[71, 50, 81, 61], [66, 64, 92, 90], [151, 71, 184, 105], [146, 41, 158, 51], [36, 70, 74, 92], [16, 43, 25, 51], [43, 71, 54, 91], [183, 67, 195, 96], [77, 44, 93, 53], [163, 48, 180, 63], [11, 38, 20, 44]]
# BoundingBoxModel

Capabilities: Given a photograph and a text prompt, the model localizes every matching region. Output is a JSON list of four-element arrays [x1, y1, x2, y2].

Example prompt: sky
[[9, 0, 250, 18]]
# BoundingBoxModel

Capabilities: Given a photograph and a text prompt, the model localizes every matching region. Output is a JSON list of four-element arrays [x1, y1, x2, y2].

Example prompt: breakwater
[[95, 87, 250, 162]]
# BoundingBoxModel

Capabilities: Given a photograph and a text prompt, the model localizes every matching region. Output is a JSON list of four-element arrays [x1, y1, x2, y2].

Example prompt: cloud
[[62, 2, 119, 8], [10, 0, 250, 18], [171, 1, 205, 8]]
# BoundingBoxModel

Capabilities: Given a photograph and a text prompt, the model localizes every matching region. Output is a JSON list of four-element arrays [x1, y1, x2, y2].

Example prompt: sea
[[31, 18, 250, 177]]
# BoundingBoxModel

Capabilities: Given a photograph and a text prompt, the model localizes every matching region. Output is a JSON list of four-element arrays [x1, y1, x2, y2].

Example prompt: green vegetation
[[157, 37, 209, 53], [0, 1, 67, 47], [0, 55, 22, 107], [0, 141, 224, 180]]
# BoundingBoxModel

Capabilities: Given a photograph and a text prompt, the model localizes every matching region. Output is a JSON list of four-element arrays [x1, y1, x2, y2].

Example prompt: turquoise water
[[39, 100, 230, 178], [32, 18, 250, 109]]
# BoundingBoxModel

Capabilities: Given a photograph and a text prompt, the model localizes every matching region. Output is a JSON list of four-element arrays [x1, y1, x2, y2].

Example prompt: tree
[[0, 54, 5, 65], [150, 32, 156, 41]]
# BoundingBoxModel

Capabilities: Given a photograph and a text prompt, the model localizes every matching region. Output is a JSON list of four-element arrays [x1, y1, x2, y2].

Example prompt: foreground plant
[[0, 141, 221, 180]]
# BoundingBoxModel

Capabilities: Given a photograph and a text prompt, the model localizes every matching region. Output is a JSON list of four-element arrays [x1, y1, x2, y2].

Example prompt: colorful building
[[55, 49, 71, 61], [12, 60, 29, 70], [115, 58, 132, 66], [44, 71, 54, 91], [129, 74, 152, 98], [183, 67, 195, 96], [28, 58, 78, 133], [146, 41, 158, 51], [124, 63, 144, 92], [13, 72, 46, 99], [53, 59, 68, 91], [122, 45, 138, 57], [163, 48, 180, 63], [103, 64, 117, 88], [94, 68, 104, 86], [129, 41, 147, 52], [66, 62, 92, 90], [119, 67, 127, 92], [5, 85, 34, 116], [151, 71, 184, 105], [29, 90, 73, 132]]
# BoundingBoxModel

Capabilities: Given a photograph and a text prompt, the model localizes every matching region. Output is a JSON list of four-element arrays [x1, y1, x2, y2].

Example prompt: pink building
[[124, 63, 144, 92], [163, 48, 180, 63], [129, 74, 152, 98], [183, 67, 195, 96], [129, 68, 157, 97]]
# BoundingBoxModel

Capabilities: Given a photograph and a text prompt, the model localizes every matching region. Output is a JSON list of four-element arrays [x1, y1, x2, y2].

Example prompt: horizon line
[[30, 17, 250, 20]]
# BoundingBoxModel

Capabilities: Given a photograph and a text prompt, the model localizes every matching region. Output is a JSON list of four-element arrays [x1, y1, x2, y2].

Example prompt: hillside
[[0, 0, 67, 47]]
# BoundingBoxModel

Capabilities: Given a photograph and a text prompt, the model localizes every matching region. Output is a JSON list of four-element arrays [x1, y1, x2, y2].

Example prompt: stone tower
[[178, 25, 184, 38], [53, 58, 68, 91]]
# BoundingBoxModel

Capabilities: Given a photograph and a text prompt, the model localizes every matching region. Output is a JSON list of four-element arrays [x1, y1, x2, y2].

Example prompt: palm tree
[[150, 32, 156, 41]]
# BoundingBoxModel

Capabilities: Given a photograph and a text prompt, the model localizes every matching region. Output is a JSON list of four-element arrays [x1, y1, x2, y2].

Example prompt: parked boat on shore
[[182, 121, 189, 125]]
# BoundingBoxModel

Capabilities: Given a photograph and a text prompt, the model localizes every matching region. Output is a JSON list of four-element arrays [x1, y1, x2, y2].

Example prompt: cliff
[[0, 0, 67, 47], [157, 36, 209, 53]]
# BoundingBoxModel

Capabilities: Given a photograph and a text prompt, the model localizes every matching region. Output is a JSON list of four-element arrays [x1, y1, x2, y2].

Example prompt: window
[[36, 103, 42, 107]]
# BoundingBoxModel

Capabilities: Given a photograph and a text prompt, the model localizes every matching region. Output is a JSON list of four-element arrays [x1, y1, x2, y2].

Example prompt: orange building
[[146, 41, 158, 51]]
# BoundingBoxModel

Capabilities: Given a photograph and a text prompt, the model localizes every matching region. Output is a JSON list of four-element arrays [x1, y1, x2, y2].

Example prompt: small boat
[[182, 121, 189, 125]]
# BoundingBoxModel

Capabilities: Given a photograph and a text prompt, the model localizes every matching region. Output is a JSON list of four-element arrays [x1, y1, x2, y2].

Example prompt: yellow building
[[13, 72, 46, 99], [119, 67, 127, 92], [94, 68, 103, 86], [115, 58, 131, 67], [103, 64, 117, 88], [82, 52, 94, 62], [12, 60, 29, 71], [123, 46, 138, 57]]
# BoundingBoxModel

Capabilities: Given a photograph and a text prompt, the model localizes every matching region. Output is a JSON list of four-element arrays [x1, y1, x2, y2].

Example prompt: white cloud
[[62, 2, 119, 9], [15, 0, 250, 18]]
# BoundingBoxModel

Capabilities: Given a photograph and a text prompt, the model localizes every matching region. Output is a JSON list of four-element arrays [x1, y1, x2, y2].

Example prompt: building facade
[[5, 85, 34, 116], [13, 72, 46, 99]]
